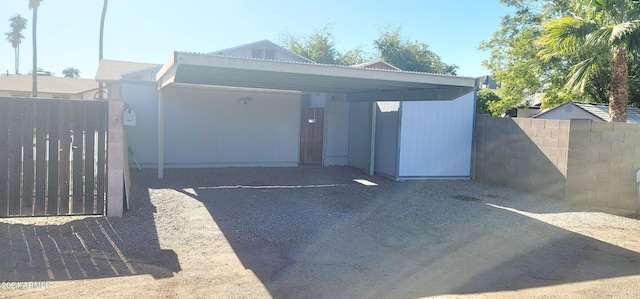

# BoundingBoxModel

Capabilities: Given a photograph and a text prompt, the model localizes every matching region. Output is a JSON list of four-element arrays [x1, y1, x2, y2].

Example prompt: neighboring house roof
[[210, 39, 316, 63], [351, 60, 401, 71], [532, 101, 640, 123], [0, 74, 98, 95], [96, 59, 160, 81]]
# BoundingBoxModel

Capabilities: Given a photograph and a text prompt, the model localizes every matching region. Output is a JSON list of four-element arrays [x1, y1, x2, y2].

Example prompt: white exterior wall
[[162, 86, 301, 167], [322, 94, 349, 166], [375, 101, 400, 177], [535, 104, 603, 122], [348, 102, 371, 170], [121, 80, 159, 167], [398, 92, 475, 178]]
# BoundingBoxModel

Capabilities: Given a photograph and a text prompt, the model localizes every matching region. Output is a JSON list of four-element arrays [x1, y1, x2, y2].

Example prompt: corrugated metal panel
[[398, 93, 475, 177], [374, 102, 400, 177]]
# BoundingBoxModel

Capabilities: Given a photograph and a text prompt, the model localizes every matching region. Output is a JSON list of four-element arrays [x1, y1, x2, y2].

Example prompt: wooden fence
[[0, 97, 108, 217]]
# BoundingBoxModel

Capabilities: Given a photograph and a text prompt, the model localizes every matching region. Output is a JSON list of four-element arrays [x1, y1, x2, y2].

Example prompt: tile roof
[[0, 74, 98, 95]]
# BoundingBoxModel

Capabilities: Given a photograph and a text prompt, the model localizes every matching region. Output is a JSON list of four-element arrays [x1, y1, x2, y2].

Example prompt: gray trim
[[396, 102, 403, 179], [368, 101, 377, 176], [470, 79, 479, 180]]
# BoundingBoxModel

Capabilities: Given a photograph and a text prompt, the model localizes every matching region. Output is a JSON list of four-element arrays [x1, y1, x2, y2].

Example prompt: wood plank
[[96, 101, 106, 215], [8, 100, 23, 216], [34, 101, 48, 215], [0, 99, 9, 217], [21, 100, 35, 216], [83, 103, 96, 214], [47, 101, 60, 215], [72, 103, 85, 214], [58, 102, 72, 215]]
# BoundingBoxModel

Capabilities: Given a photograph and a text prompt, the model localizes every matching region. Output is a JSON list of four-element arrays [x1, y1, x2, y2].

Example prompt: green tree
[[478, 0, 588, 116], [282, 25, 339, 64], [62, 67, 80, 78], [4, 14, 27, 74], [476, 89, 502, 115], [538, 0, 640, 122], [373, 26, 458, 74], [29, 0, 43, 97]]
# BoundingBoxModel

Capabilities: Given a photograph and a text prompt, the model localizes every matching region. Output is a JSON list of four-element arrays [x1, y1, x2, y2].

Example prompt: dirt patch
[[1, 167, 640, 298]]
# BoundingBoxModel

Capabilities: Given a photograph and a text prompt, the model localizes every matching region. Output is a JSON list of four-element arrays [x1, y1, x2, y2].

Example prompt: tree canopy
[[281, 25, 457, 75], [5, 14, 27, 74], [62, 67, 80, 78], [480, 0, 640, 119], [373, 27, 458, 75]]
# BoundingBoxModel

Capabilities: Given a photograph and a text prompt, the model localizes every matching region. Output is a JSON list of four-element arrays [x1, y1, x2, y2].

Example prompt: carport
[[154, 52, 477, 179]]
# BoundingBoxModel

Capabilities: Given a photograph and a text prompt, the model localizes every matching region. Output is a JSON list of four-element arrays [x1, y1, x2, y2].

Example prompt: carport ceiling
[[157, 52, 477, 102]]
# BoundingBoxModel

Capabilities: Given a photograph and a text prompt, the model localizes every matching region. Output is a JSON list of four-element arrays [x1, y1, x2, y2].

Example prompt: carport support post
[[158, 88, 165, 179], [368, 101, 376, 176]]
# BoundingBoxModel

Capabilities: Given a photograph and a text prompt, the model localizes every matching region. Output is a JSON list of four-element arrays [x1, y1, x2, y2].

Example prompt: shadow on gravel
[[141, 167, 639, 298], [0, 188, 180, 282]]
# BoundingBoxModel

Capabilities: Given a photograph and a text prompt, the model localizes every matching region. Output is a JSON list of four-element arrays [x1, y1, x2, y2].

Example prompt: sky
[[0, 0, 513, 79]]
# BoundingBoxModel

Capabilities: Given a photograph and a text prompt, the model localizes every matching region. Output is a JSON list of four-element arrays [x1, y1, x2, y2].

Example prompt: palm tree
[[99, 0, 108, 100], [62, 67, 80, 78], [538, 0, 640, 122], [29, 0, 43, 97], [5, 14, 27, 74]]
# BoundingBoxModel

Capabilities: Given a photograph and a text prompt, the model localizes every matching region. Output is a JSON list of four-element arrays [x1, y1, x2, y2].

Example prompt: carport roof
[[156, 52, 477, 102]]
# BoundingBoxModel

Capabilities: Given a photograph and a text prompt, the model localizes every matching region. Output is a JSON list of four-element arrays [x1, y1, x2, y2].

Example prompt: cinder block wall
[[565, 120, 640, 210], [474, 115, 569, 199], [475, 115, 640, 212]]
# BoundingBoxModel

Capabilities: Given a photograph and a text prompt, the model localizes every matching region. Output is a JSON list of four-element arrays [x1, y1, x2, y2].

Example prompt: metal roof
[[156, 52, 476, 102]]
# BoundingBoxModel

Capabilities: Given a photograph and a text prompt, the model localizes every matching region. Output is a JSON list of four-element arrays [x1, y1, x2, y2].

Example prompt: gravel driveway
[[1, 166, 640, 298]]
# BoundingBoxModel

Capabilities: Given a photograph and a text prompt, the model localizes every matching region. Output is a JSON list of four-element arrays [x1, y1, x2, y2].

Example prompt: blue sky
[[0, 0, 512, 79]]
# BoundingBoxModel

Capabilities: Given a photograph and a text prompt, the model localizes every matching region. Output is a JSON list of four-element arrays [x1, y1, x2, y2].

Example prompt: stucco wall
[[398, 92, 475, 177], [161, 86, 301, 167], [121, 80, 159, 167]]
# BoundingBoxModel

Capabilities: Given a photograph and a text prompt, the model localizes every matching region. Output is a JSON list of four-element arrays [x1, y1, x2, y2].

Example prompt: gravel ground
[[1, 166, 640, 298]]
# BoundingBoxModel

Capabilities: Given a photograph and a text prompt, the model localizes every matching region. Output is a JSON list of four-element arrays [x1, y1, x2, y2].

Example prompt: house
[[97, 40, 477, 180], [0, 74, 99, 99], [532, 101, 640, 123], [352, 60, 400, 71]]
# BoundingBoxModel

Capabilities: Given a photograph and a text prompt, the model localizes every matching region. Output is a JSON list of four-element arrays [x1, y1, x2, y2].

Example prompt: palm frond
[[566, 57, 599, 92]]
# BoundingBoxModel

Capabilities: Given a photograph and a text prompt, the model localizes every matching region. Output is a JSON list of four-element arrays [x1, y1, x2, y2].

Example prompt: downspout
[[369, 101, 377, 176]]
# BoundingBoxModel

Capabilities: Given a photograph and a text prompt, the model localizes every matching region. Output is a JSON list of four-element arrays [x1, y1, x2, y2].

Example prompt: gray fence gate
[[0, 97, 108, 217]]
